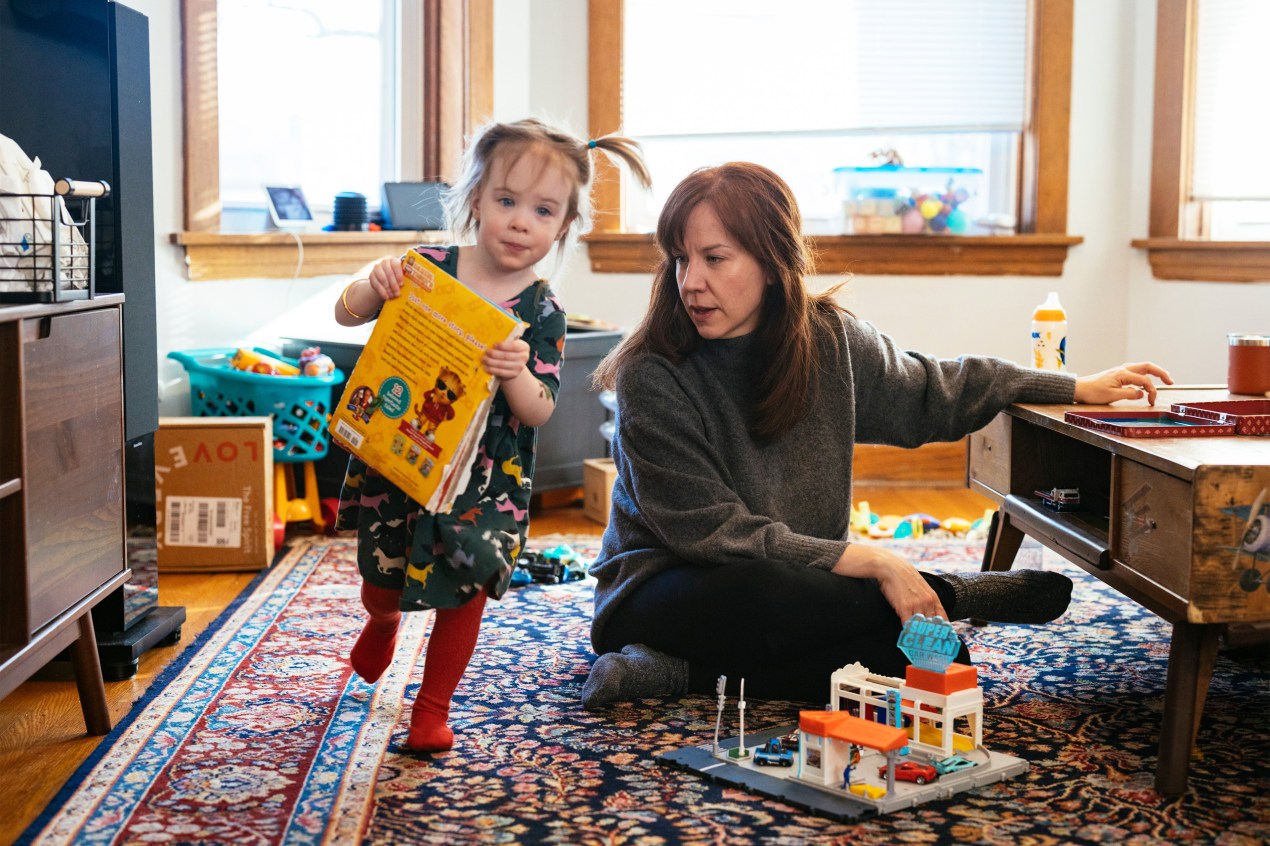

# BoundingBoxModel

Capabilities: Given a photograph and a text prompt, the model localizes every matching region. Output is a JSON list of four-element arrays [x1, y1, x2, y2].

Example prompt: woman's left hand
[[483, 338, 530, 381], [1073, 362, 1174, 406]]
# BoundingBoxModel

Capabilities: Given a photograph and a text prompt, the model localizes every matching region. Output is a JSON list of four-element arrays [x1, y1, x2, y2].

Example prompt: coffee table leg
[[970, 510, 1027, 627], [1155, 621, 1220, 796], [982, 509, 1025, 574]]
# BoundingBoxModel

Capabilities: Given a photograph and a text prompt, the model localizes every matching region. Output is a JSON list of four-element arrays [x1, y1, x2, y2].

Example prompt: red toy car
[[879, 760, 938, 785]]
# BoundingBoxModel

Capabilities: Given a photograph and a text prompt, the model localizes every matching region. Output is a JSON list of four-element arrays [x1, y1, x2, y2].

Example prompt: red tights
[[350, 582, 487, 752]]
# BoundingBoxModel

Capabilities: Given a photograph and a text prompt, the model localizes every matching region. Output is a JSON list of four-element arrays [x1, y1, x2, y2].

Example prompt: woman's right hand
[[367, 257, 404, 301], [832, 543, 945, 622]]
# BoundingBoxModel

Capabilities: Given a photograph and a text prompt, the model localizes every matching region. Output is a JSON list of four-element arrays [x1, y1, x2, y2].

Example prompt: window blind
[[623, 0, 1027, 138], [1191, 0, 1270, 200]]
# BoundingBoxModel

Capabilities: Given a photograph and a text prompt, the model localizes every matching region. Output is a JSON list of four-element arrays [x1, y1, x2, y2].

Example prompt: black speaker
[[108, 0, 159, 441]]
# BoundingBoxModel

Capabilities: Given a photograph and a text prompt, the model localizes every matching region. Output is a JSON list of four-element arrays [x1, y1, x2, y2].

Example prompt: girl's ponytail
[[586, 134, 653, 191]]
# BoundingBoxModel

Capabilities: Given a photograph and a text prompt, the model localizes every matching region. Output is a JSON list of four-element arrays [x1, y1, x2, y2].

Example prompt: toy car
[[509, 565, 532, 588], [1035, 487, 1081, 511], [932, 754, 976, 775], [753, 738, 794, 767], [879, 760, 938, 785], [519, 550, 563, 584], [518, 546, 588, 585], [540, 543, 587, 583], [780, 730, 800, 752]]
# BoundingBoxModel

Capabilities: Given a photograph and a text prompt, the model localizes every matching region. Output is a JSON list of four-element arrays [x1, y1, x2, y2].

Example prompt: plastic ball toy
[[901, 208, 926, 233]]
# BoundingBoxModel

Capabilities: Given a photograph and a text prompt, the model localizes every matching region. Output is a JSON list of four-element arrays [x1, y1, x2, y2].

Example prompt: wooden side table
[[968, 391, 1270, 795], [0, 297, 130, 734]]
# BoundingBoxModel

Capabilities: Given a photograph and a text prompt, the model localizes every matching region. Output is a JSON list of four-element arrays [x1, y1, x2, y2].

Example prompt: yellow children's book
[[328, 248, 523, 513]]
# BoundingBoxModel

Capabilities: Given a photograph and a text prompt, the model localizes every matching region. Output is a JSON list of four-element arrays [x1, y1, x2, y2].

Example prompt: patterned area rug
[[19, 534, 1269, 845]]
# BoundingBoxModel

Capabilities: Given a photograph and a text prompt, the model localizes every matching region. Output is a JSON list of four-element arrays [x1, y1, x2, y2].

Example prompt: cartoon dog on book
[[413, 366, 466, 441]]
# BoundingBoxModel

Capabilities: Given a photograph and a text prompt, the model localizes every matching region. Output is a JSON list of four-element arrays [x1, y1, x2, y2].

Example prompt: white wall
[[138, 0, 1269, 415]]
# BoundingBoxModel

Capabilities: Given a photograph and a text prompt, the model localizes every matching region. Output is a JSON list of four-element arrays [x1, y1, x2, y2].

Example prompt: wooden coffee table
[[967, 389, 1270, 796]]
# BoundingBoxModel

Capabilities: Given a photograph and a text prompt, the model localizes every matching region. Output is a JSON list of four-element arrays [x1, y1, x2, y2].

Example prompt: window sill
[[583, 232, 1084, 276], [170, 231, 448, 280], [1131, 239, 1270, 283]]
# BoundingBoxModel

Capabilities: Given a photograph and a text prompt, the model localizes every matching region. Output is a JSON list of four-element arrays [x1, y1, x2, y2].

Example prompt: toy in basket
[[168, 347, 344, 535]]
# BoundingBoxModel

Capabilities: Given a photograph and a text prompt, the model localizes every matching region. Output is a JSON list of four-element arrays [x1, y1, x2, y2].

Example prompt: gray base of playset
[[658, 725, 1030, 820]]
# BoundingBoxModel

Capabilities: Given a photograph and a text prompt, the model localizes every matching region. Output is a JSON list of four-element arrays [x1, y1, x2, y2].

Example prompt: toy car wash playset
[[659, 614, 1028, 821]]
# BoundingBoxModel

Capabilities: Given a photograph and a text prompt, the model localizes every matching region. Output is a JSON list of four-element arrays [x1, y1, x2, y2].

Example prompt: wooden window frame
[[1130, 0, 1270, 282], [173, 0, 493, 280], [584, 0, 1082, 277]]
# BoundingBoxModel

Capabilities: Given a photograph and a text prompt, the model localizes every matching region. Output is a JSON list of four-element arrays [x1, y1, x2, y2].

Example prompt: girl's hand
[[1073, 362, 1173, 406], [483, 338, 530, 380], [832, 544, 945, 622], [367, 258, 404, 302]]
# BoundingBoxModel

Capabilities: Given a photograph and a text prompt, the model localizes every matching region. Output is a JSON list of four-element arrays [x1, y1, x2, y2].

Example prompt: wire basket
[[0, 180, 105, 303], [168, 347, 345, 463]]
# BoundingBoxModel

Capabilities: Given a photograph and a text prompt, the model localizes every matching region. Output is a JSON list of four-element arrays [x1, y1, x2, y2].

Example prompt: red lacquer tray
[[1064, 410, 1238, 438], [1169, 400, 1270, 436]]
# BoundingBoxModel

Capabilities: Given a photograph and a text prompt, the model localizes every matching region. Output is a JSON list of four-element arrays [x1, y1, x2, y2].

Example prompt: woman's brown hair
[[593, 162, 847, 440]]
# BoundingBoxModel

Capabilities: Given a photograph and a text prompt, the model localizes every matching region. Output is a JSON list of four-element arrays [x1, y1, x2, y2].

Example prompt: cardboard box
[[155, 417, 275, 572], [583, 458, 617, 525]]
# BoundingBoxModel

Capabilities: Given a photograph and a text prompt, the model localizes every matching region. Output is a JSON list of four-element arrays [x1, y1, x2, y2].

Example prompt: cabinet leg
[[1155, 621, 1220, 796], [69, 614, 112, 735]]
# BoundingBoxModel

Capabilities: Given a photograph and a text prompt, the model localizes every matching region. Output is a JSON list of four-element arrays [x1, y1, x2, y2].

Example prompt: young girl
[[334, 118, 650, 751]]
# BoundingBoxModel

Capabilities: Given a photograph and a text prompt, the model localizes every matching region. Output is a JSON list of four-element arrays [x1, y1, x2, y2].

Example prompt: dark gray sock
[[581, 643, 689, 711], [940, 569, 1073, 624]]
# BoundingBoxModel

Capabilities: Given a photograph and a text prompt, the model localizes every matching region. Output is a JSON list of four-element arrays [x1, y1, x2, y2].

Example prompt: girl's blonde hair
[[444, 118, 652, 264]]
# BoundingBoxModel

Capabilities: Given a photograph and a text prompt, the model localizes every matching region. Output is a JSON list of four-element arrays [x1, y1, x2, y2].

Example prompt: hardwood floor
[[0, 485, 991, 844]]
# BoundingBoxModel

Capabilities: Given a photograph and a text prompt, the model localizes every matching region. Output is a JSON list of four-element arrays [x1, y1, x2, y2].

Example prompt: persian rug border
[[18, 537, 431, 846]]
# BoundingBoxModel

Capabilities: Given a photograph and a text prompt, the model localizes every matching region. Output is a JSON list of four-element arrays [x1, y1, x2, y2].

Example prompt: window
[[586, 0, 1080, 276], [216, 0, 398, 219], [621, 0, 1027, 236], [1134, 0, 1270, 281], [176, 0, 492, 280]]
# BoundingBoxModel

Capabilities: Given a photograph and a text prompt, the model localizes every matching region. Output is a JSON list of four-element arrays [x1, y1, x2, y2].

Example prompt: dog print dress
[[336, 245, 567, 610]]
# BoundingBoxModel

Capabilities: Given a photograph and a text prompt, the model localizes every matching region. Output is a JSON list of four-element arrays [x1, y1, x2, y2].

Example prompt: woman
[[582, 162, 1170, 708]]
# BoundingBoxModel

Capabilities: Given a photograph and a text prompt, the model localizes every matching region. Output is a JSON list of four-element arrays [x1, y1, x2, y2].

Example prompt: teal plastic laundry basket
[[167, 347, 344, 463]]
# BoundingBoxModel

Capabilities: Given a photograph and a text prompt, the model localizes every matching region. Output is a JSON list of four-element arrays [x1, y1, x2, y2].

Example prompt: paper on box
[[155, 417, 275, 571]]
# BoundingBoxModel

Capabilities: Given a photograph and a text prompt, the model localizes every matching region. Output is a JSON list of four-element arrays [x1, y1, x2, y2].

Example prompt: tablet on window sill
[[264, 185, 314, 229]]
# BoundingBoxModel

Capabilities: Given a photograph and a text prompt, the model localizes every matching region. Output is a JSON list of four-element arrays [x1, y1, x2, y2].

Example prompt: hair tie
[[587, 139, 598, 149]]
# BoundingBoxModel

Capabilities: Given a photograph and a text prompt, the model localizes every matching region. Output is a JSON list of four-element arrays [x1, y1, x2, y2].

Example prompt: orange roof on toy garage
[[799, 711, 908, 752]]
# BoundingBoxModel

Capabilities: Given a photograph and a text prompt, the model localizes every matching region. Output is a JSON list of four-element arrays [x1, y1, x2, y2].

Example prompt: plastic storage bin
[[167, 347, 344, 463], [834, 165, 983, 235]]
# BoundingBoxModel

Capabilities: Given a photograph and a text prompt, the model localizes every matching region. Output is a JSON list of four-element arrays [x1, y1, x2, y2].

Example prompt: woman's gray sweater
[[589, 313, 1075, 651]]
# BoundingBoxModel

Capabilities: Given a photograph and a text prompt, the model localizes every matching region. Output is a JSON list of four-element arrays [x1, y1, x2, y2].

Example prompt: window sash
[[586, 0, 1079, 277], [623, 0, 1027, 138], [180, 0, 491, 234], [1135, 0, 1270, 281], [1190, 0, 1270, 201]]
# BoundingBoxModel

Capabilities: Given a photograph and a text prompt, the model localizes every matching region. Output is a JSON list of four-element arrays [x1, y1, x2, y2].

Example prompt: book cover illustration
[[328, 248, 523, 513]]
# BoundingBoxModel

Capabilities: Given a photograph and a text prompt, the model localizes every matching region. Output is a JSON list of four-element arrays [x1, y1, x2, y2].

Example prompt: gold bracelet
[[341, 280, 369, 320]]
